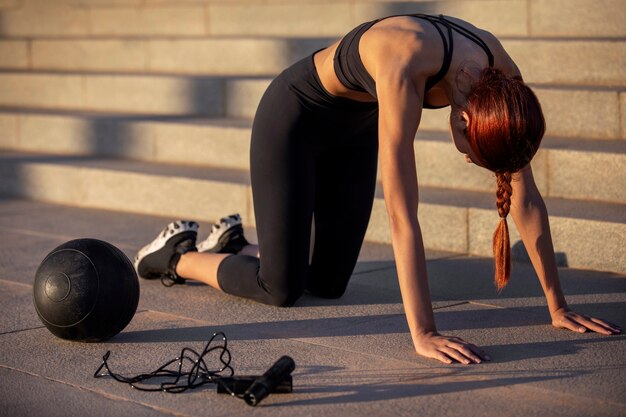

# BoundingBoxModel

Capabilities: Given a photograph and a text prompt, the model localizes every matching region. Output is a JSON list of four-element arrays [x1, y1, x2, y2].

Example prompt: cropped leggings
[[216, 53, 379, 306]]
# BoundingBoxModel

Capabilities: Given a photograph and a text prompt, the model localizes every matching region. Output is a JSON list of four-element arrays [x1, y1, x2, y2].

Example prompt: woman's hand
[[551, 307, 621, 335], [414, 331, 491, 365]]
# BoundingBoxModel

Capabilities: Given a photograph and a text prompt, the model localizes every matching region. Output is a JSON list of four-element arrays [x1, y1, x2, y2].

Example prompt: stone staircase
[[0, 0, 624, 274]]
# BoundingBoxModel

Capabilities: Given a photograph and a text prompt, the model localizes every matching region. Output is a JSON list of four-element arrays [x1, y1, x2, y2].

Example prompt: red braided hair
[[463, 68, 545, 290]]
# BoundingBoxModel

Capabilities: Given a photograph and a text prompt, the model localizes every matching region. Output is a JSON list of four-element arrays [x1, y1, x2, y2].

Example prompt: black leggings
[[217, 53, 379, 306]]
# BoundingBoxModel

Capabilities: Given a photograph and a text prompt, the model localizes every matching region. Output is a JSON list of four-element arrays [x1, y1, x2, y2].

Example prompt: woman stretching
[[134, 14, 620, 364]]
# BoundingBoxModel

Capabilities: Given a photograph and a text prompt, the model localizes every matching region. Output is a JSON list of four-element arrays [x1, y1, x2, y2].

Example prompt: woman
[[135, 14, 620, 365]]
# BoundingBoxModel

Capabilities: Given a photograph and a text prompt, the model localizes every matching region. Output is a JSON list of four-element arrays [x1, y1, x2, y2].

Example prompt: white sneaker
[[197, 214, 249, 254], [134, 220, 199, 285]]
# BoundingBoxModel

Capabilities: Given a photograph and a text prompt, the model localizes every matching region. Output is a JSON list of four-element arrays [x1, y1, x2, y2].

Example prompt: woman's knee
[[256, 260, 308, 307], [306, 264, 354, 299], [265, 287, 303, 307]]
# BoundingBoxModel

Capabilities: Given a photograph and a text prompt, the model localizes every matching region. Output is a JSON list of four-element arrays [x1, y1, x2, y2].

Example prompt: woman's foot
[[197, 214, 249, 254], [134, 220, 199, 286]]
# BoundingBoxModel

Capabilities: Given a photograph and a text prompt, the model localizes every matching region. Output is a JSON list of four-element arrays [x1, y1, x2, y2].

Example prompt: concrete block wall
[[0, 0, 624, 274], [2, 0, 625, 38]]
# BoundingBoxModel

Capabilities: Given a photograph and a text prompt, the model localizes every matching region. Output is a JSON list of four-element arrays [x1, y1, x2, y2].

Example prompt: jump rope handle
[[243, 356, 296, 406]]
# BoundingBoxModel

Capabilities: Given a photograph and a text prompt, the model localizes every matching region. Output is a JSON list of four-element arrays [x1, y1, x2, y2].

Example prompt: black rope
[[94, 332, 243, 398]]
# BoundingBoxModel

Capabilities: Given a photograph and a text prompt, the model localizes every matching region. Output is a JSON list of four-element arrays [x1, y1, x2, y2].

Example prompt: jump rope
[[94, 332, 295, 406]]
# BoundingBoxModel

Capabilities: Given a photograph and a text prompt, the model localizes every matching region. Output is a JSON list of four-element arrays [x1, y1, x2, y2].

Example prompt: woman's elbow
[[386, 209, 420, 235], [512, 188, 547, 217]]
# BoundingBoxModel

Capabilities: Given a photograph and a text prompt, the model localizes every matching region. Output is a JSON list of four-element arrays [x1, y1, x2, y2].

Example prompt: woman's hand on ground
[[551, 307, 621, 335], [413, 331, 490, 365]]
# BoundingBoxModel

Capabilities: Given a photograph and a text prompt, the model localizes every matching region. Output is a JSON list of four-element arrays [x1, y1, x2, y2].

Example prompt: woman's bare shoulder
[[361, 17, 447, 84]]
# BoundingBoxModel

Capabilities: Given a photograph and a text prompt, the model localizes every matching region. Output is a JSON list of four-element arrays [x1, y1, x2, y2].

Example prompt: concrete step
[[2, 37, 624, 87], [501, 39, 626, 87], [1, 72, 624, 139], [0, 110, 253, 170], [0, 37, 330, 77], [1, 109, 625, 204], [422, 84, 626, 141], [413, 131, 626, 205], [0, 150, 252, 222], [0, 0, 624, 38], [0, 71, 227, 117], [0, 150, 623, 274]]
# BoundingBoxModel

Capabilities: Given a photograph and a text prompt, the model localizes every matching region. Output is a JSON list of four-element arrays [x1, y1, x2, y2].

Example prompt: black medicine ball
[[33, 238, 140, 342]]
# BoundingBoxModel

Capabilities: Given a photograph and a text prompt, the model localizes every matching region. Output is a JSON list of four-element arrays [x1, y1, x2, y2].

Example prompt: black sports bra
[[333, 14, 495, 109]]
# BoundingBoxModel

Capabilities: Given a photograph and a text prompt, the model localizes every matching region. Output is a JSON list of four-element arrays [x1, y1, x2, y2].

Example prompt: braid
[[462, 68, 545, 291], [495, 172, 512, 218], [493, 172, 512, 290]]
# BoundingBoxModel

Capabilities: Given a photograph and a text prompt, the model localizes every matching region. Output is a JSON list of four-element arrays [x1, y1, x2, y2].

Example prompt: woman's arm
[[510, 166, 620, 335], [377, 64, 489, 364]]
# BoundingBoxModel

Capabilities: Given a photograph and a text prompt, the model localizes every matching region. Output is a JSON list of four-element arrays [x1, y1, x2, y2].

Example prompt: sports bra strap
[[436, 15, 495, 66], [413, 14, 454, 92]]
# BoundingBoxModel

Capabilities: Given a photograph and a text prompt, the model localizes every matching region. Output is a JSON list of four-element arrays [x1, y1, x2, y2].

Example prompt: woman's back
[[314, 14, 518, 108]]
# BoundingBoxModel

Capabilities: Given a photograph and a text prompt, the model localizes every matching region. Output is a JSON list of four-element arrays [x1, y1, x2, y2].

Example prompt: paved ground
[[0, 198, 624, 417]]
